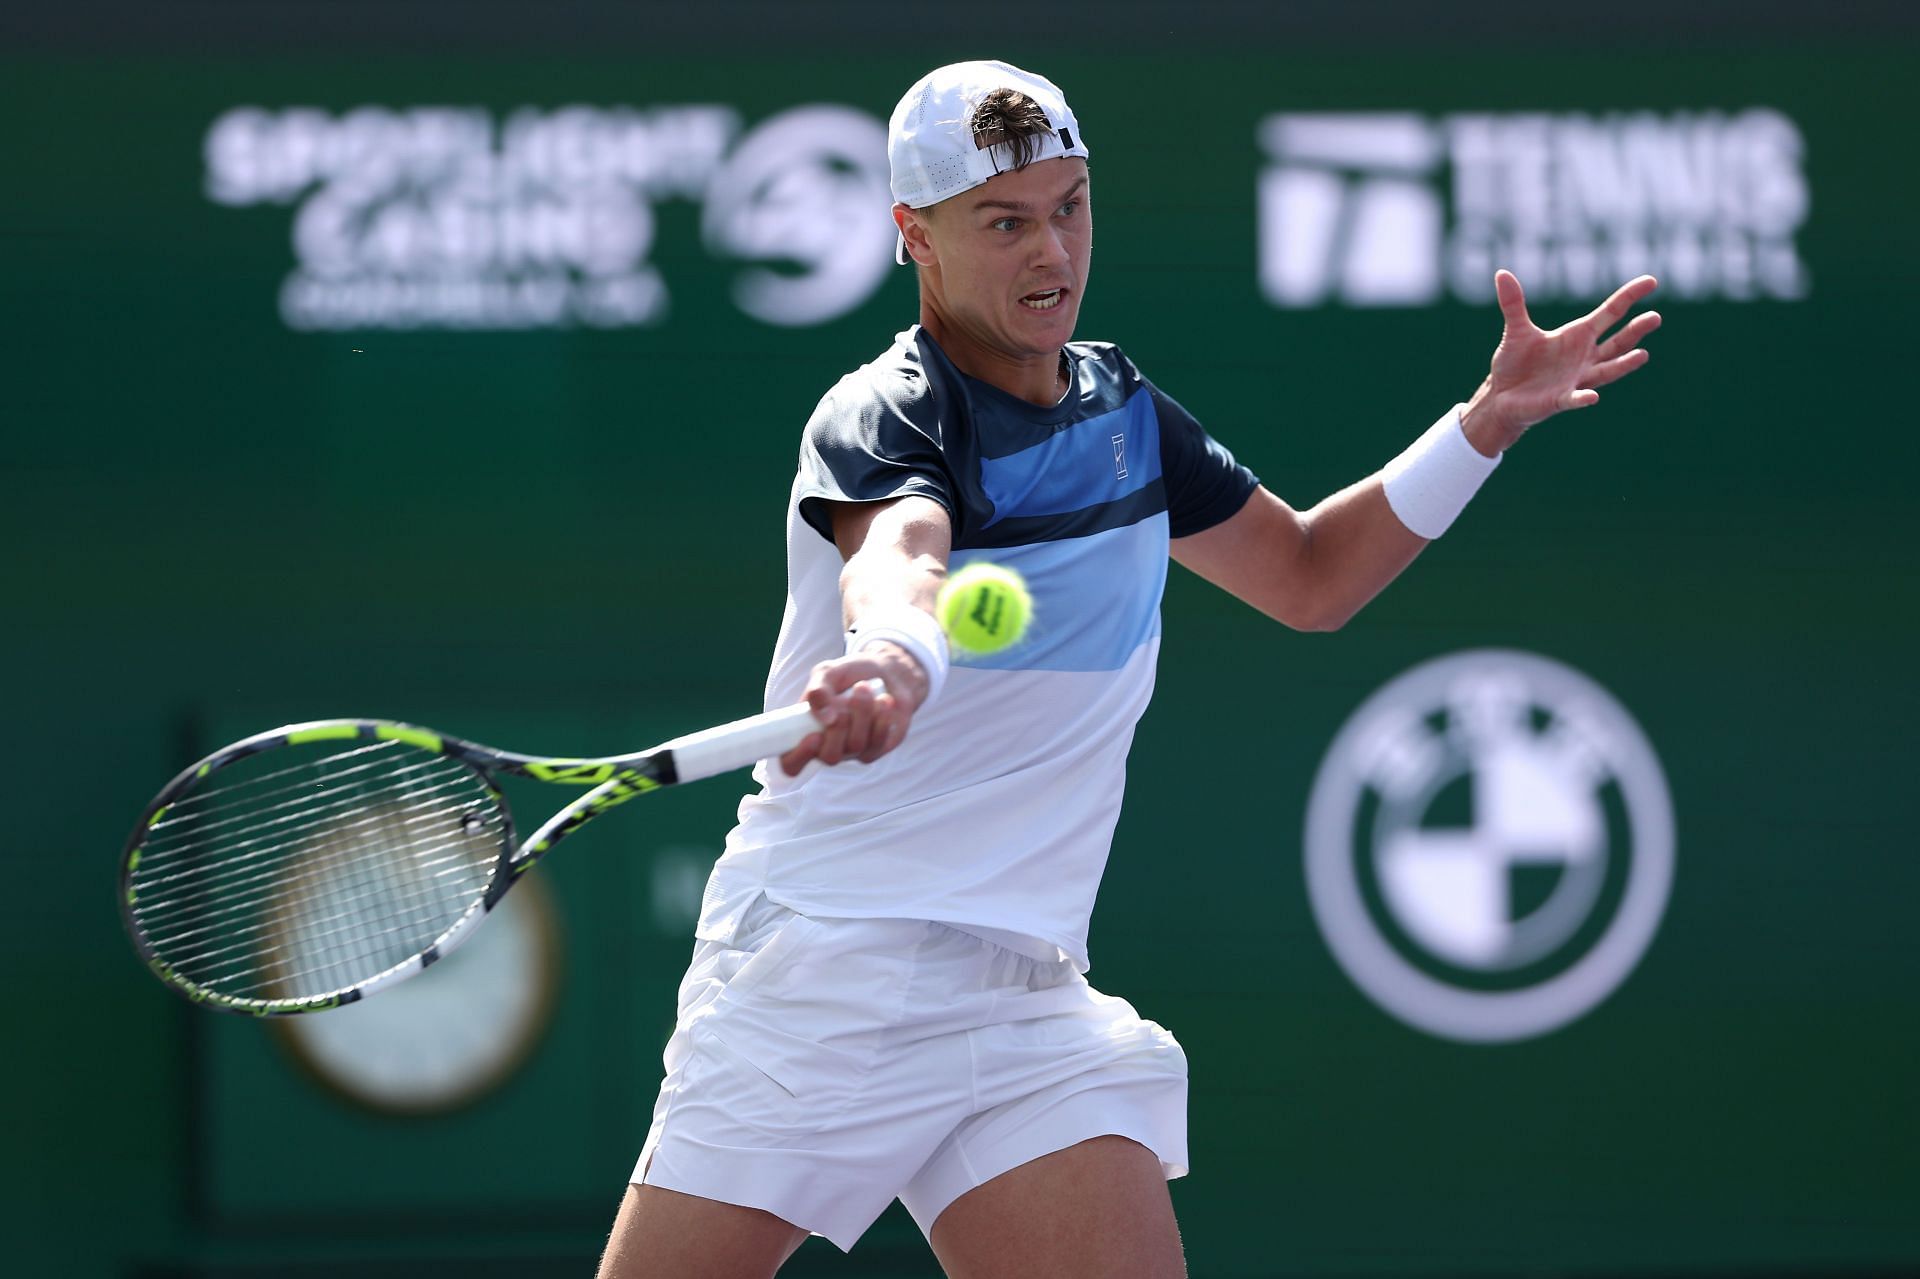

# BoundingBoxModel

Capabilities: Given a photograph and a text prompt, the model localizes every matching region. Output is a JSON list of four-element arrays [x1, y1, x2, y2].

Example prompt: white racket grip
[[661, 680, 884, 783]]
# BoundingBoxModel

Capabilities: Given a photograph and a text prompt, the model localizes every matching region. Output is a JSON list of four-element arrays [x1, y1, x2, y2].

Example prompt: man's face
[[902, 156, 1091, 361]]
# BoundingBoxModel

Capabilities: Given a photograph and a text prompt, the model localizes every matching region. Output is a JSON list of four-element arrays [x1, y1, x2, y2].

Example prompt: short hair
[[970, 87, 1055, 170]]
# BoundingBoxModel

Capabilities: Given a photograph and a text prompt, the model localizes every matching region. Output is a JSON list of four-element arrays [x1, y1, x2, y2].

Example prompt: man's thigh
[[597, 1183, 809, 1279], [927, 1135, 1187, 1279]]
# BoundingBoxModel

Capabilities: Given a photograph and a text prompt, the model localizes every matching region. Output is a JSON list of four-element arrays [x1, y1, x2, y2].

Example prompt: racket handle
[[661, 679, 886, 783]]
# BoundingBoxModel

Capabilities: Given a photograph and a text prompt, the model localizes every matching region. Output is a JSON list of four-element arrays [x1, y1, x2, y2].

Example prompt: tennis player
[[598, 60, 1659, 1279]]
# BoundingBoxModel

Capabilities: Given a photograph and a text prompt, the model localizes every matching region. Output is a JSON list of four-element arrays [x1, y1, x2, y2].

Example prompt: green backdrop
[[3, 20, 1915, 1279]]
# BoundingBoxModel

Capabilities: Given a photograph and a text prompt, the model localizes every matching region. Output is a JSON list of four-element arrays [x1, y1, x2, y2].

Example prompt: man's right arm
[[777, 495, 953, 777]]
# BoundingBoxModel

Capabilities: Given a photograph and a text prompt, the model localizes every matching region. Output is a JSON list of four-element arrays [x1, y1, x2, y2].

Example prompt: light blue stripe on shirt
[[948, 515, 1167, 672]]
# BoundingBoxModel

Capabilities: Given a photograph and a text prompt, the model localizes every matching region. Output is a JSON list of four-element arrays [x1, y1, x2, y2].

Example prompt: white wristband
[[1380, 405, 1502, 539], [846, 605, 949, 707]]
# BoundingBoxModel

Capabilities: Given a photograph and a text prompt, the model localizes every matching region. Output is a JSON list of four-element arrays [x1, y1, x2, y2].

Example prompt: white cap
[[887, 59, 1090, 212]]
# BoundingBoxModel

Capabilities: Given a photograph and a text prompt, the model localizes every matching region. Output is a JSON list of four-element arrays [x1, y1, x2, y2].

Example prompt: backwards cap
[[887, 59, 1090, 210]]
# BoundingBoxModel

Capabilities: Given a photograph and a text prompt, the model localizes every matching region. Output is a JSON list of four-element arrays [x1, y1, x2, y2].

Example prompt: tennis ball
[[937, 562, 1032, 655]]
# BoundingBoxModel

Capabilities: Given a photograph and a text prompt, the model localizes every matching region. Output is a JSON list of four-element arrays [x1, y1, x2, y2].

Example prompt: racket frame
[[121, 696, 828, 1016], [120, 719, 674, 1017]]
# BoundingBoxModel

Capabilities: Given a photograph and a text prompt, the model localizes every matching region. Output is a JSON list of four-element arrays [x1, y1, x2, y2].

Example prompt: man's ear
[[894, 203, 937, 268]]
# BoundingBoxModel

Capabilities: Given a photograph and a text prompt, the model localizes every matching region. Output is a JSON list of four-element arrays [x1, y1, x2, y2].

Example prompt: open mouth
[[1019, 288, 1065, 311]]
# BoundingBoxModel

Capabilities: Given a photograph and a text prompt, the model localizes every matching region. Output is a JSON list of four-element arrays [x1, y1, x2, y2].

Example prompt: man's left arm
[[1172, 271, 1661, 630]]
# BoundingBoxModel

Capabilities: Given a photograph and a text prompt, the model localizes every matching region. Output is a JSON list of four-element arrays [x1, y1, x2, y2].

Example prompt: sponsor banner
[[208, 102, 1813, 331], [205, 103, 895, 331], [1260, 110, 1810, 307], [1304, 650, 1675, 1043]]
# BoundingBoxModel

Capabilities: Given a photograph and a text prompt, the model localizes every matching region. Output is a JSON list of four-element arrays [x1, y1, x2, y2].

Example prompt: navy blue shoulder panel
[[794, 331, 958, 543], [1147, 379, 1261, 538]]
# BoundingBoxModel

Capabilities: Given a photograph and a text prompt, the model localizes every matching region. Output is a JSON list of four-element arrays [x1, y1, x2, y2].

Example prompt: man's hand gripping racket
[[119, 683, 889, 1017]]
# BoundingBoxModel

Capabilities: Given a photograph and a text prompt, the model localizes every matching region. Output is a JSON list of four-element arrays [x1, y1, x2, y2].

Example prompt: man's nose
[[1029, 221, 1070, 273]]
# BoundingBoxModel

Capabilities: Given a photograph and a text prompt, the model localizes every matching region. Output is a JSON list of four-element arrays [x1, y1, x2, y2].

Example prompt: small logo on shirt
[[1112, 433, 1128, 480]]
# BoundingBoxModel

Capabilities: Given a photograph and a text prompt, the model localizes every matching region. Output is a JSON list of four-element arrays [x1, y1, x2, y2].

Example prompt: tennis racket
[[119, 694, 842, 1017]]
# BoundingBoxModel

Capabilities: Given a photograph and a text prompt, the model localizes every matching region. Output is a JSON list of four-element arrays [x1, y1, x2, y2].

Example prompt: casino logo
[[1304, 650, 1674, 1043], [204, 102, 895, 332]]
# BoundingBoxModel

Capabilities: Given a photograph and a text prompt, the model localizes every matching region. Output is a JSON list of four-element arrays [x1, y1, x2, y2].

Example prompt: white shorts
[[633, 896, 1189, 1251]]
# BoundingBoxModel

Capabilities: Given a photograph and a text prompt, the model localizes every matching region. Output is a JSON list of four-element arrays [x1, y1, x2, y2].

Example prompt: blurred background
[[4, 2, 1916, 1275]]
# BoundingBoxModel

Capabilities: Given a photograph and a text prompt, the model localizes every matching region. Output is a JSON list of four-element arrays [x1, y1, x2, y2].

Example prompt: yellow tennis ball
[[937, 562, 1032, 655]]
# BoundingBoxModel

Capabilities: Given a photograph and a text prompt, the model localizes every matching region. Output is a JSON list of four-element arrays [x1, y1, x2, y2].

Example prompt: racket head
[[120, 721, 517, 1016]]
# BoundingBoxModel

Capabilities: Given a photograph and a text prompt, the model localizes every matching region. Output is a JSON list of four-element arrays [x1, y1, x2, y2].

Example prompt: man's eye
[[1057, 201, 1079, 218], [992, 217, 1019, 232]]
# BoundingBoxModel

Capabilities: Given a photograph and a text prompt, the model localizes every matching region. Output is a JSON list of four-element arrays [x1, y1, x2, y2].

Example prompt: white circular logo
[[1304, 649, 1674, 1043], [701, 105, 895, 327]]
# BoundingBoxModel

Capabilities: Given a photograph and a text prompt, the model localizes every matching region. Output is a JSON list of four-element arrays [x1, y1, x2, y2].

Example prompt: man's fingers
[[839, 679, 879, 759], [779, 734, 820, 777], [857, 689, 902, 763], [1595, 310, 1661, 362], [801, 671, 850, 765], [804, 680, 842, 729], [1558, 387, 1601, 412], [878, 712, 910, 759], [1494, 269, 1530, 328], [800, 666, 913, 770], [1588, 275, 1659, 331], [1586, 347, 1650, 389], [817, 714, 849, 765]]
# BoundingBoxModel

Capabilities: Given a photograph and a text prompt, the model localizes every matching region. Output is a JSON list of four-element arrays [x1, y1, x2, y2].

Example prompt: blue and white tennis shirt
[[701, 326, 1257, 970]]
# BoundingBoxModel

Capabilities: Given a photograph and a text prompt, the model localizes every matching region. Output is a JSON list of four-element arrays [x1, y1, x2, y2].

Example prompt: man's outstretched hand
[[1460, 271, 1661, 457]]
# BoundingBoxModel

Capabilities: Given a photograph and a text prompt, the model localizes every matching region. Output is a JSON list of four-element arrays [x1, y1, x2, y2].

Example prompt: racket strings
[[143, 785, 499, 998], [136, 796, 475, 991], [132, 769, 487, 925], [137, 755, 490, 937], [147, 744, 451, 842], [263, 818, 488, 999], [134, 767, 488, 909], [132, 792, 493, 952], [165, 853, 484, 998], [147, 806, 495, 956], [248, 806, 482, 1000], [154, 739, 408, 816], [135, 752, 474, 918], [128, 740, 507, 1002]]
